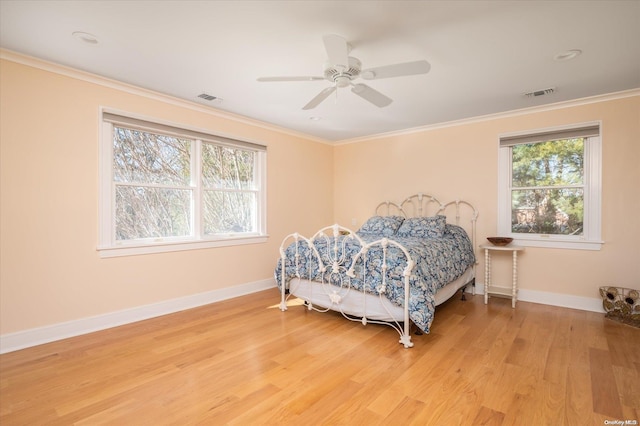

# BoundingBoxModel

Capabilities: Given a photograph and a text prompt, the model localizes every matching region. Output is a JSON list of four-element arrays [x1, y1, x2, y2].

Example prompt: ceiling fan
[[257, 34, 431, 110]]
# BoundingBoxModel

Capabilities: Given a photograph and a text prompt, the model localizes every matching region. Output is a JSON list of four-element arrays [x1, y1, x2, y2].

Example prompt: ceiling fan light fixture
[[335, 76, 351, 88]]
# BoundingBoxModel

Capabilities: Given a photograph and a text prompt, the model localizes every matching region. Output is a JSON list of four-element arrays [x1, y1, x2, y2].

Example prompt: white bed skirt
[[287, 266, 475, 323]]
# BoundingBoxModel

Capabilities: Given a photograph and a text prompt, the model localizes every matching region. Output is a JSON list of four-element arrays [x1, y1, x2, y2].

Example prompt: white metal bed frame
[[278, 193, 478, 348]]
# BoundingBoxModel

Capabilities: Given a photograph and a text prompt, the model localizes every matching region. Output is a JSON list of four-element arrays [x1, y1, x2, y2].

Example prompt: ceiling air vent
[[523, 87, 556, 98], [197, 93, 218, 101]]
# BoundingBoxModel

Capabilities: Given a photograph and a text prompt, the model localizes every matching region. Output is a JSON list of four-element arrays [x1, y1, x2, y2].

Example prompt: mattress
[[287, 266, 475, 323]]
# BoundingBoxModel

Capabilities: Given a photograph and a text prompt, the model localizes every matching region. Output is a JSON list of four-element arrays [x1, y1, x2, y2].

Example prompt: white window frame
[[497, 122, 602, 250], [98, 109, 267, 258]]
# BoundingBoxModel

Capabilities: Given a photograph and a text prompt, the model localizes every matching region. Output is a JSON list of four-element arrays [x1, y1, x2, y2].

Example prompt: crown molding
[[336, 88, 640, 146], [0, 48, 332, 146]]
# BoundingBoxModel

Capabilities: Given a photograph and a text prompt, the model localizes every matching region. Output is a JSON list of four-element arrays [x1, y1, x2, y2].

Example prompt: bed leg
[[461, 278, 476, 301], [409, 322, 423, 335]]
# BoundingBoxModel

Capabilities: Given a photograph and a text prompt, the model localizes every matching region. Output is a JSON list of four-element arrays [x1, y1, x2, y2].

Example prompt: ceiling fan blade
[[323, 34, 349, 70], [361, 60, 431, 80], [302, 86, 337, 110], [257, 76, 324, 82], [351, 83, 393, 107]]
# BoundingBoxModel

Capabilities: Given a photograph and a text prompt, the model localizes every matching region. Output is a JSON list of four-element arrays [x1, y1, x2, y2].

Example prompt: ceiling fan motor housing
[[324, 57, 362, 87]]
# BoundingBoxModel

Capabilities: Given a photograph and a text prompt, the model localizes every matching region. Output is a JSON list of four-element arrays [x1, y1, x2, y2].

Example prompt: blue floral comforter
[[275, 224, 475, 333]]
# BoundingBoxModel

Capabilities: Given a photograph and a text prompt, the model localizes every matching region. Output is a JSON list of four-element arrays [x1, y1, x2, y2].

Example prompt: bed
[[275, 193, 478, 348]]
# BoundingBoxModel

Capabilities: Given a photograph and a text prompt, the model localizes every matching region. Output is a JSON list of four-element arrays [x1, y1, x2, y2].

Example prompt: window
[[99, 111, 267, 257], [498, 123, 602, 250]]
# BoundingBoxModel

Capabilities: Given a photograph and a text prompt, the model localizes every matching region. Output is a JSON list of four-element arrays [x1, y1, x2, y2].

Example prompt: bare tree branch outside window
[[112, 126, 259, 242], [113, 127, 192, 240], [202, 144, 257, 234]]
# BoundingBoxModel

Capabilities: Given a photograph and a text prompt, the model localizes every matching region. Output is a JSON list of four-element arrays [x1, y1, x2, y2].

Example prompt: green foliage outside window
[[511, 138, 584, 235]]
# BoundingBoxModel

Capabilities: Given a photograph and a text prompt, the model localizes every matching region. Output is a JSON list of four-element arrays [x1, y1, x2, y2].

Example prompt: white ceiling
[[1, 1, 639, 142]]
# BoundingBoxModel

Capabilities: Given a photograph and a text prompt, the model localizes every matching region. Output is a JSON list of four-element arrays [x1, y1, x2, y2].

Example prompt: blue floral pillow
[[396, 215, 446, 239], [357, 216, 405, 237]]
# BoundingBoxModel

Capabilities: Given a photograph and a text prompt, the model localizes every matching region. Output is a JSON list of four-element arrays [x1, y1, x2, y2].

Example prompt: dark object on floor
[[599, 286, 640, 328]]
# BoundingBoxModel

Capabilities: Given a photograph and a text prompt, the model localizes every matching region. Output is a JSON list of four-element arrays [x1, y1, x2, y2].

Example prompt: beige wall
[[334, 95, 640, 300], [0, 57, 334, 335], [1, 53, 638, 337]]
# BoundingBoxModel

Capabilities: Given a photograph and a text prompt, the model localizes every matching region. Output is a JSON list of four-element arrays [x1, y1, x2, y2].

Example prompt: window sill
[[97, 235, 269, 258], [509, 236, 603, 251]]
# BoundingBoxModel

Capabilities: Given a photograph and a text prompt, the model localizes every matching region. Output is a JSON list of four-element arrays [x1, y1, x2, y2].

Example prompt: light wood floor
[[1, 289, 639, 425]]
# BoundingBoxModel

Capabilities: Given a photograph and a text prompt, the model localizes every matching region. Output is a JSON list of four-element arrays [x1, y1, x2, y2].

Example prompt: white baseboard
[[0, 278, 277, 354], [1, 280, 604, 354], [518, 288, 604, 313], [476, 283, 604, 313]]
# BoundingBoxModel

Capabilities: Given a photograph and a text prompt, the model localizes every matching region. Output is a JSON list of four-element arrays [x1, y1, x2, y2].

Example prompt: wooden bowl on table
[[487, 237, 513, 246]]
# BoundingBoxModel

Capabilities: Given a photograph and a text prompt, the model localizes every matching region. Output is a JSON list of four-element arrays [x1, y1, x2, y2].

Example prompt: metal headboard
[[375, 193, 443, 218], [374, 201, 405, 217], [400, 193, 443, 217], [374, 192, 478, 259]]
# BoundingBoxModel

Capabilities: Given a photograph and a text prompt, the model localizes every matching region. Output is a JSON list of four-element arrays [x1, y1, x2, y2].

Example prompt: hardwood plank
[[543, 311, 572, 385], [590, 347, 624, 419], [199, 383, 282, 424], [474, 317, 521, 370], [479, 363, 532, 414], [605, 318, 640, 368], [386, 396, 426, 425], [366, 384, 410, 418], [613, 365, 640, 412], [565, 364, 595, 426], [471, 405, 505, 426], [467, 303, 519, 352]]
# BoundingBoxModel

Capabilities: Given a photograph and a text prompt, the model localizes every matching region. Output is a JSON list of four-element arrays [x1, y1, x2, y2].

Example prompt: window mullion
[[193, 139, 202, 238], [584, 136, 602, 240], [512, 184, 585, 191], [99, 122, 116, 247], [497, 146, 511, 236], [113, 181, 193, 190]]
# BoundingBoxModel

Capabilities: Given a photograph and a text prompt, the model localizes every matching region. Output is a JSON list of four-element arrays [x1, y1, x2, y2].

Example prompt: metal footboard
[[278, 224, 416, 348]]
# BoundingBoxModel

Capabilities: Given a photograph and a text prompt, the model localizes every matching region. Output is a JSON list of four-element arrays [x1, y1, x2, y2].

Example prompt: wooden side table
[[479, 244, 525, 308]]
